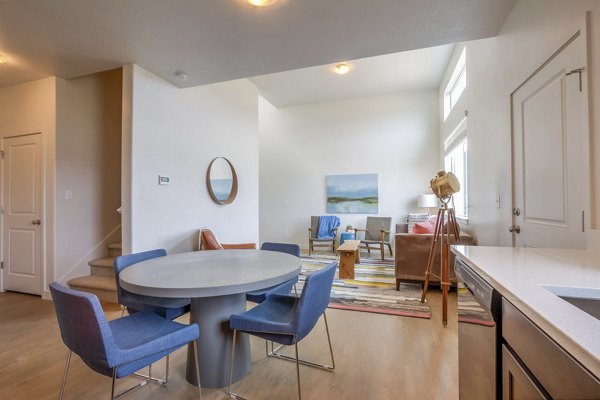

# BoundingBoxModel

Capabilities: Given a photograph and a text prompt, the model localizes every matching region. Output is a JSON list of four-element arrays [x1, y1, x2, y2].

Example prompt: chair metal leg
[[228, 329, 248, 399], [268, 314, 335, 371], [133, 359, 168, 385], [58, 350, 72, 400], [111, 368, 117, 400], [193, 340, 203, 400], [323, 312, 335, 370], [294, 340, 302, 400], [228, 329, 237, 398], [165, 354, 169, 383]]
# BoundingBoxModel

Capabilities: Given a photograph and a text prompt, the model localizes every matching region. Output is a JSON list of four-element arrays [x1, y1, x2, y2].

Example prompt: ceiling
[[250, 44, 455, 107], [0, 0, 516, 89]]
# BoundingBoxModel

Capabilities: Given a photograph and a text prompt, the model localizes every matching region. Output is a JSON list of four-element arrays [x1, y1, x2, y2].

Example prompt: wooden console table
[[337, 240, 361, 279]]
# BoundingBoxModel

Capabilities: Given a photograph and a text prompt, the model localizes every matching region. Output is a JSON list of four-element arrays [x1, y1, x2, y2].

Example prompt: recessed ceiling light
[[0, 54, 6, 64], [243, 0, 277, 6], [334, 63, 351, 75]]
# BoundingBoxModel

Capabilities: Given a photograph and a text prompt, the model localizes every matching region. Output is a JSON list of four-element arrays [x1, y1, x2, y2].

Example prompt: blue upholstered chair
[[114, 249, 190, 320], [245, 242, 301, 304], [49, 282, 203, 400], [228, 262, 337, 400], [114, 249, 191, 385]]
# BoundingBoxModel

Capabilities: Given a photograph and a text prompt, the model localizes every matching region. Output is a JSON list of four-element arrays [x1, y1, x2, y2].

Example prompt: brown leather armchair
[[198, 228, 256, 250], [394, 223, 475, 290]]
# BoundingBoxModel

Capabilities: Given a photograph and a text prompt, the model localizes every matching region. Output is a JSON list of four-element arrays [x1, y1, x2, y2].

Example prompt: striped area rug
[[298, 254, 431, 319]]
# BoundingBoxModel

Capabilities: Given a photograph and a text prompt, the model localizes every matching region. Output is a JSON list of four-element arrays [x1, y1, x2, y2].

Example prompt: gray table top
[[119, 249, 302, 298]]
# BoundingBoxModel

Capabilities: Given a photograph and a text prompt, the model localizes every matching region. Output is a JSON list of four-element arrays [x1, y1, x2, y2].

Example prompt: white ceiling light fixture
[[334, 63, 351, 75], [242, 0, 278, 7], [175, 71, 188, 81]]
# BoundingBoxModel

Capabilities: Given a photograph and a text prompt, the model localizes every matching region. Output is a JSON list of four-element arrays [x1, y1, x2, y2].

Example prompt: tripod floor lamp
[[420, 171, 461, 327]]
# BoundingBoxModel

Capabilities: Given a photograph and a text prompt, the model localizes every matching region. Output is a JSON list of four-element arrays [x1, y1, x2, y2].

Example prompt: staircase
[[68, 242, 121, 303]]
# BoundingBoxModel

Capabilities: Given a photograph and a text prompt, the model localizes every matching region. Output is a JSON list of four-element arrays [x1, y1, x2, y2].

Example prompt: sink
[[543, 285, 600, 320]]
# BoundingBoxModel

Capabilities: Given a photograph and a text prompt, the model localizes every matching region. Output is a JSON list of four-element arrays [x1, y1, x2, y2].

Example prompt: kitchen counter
[[452, 245, 600, 379]]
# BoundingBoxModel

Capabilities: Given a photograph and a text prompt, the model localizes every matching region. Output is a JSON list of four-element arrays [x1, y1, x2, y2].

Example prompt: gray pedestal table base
[[186, 294, 251, 388]]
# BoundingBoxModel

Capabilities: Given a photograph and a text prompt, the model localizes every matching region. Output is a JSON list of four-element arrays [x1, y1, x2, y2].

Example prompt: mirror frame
[[206, 157, 238, 205]]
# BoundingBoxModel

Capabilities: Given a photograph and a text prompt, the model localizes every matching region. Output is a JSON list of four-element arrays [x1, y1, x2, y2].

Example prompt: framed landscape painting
[[326, 174, 378, 213]]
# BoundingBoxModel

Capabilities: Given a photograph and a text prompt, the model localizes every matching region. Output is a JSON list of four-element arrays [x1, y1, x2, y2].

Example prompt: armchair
[[198, 228, 256, 250], [308, 216, 339, 255], [355, 216, 393, 260]]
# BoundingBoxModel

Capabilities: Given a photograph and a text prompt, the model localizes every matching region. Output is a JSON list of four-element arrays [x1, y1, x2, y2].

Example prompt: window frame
[[443, 47, 467, 120], [444, 117, 468, 219]]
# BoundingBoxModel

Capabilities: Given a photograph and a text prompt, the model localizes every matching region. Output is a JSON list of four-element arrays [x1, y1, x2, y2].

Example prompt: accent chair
[[245, 242, 301, 304], [228, 262, 337, 400], [198, 228, 256, 250], [308, 216, 339, 255], [355, 216, 393, 260], [114, 249, 190, 320], [49, 282, 203, 400]]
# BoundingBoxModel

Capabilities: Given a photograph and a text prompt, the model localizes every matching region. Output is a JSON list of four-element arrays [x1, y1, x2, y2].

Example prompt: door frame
[[510, 14, 591, 247], [1, 132, 46, 295]]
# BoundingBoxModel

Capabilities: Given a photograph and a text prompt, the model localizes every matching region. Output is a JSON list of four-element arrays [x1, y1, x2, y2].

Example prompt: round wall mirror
[[206, 157, 238, 205]]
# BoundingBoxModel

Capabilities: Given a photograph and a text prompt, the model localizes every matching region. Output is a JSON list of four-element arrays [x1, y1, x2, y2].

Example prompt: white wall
[[55, 69, 122, 284], [439, 0, 600, 247], [124, 65, 259, 253], [259, 92, 440, 248], [0, 77, 56, 297]]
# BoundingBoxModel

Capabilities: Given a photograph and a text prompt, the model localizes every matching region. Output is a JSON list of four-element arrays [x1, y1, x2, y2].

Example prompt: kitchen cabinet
[[502, 299, 600, 399], [502, 345, 549, 400]]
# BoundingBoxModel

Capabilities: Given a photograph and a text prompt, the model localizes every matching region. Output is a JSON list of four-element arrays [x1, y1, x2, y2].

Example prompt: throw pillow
[[413, 219, 437, 234], [412, 216, 461, 235]]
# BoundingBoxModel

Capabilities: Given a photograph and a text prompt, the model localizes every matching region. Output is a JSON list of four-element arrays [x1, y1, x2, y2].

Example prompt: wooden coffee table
[[337, 240, 361, 279]]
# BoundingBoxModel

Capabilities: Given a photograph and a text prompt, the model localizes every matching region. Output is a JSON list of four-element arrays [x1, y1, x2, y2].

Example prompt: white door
[[512, 32, 589, 248], [2, 134, 43, 295]]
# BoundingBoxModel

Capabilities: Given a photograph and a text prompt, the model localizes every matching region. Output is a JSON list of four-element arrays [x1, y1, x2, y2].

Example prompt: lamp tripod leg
[[421, 208, 444, 303]]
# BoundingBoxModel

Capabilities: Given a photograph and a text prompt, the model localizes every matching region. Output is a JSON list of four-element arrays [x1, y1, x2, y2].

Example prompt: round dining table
[[119, 249, 302, 388]]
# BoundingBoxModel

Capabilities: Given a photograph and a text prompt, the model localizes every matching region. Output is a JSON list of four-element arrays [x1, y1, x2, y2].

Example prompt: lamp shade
[[418, 194, 438, 208]]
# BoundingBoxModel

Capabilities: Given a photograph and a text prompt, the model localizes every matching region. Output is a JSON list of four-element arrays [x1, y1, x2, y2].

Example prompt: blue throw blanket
[[317, 216, 340, 239]]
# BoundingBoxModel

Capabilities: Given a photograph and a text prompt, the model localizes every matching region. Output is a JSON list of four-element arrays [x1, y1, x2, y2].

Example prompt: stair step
[[107, 242, 122, 258], [68, 275, 117, 303], [89, 257, 116, 277]]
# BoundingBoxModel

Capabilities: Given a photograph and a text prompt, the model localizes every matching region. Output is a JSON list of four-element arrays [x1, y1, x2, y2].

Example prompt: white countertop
[[452, 245, 600, 378]]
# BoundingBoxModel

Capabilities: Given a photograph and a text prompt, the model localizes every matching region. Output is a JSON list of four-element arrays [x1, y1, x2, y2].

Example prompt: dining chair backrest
[[295, 262, 337, 340], [365, 216, 392, 241], [49, 282, 117, 374], [261, 242, 301, 257], [114, 249, 167, 305]]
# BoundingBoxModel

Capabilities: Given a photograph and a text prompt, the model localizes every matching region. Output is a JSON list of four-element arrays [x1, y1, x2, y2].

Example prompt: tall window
[[443, 47, 467, 120], [444, 118, 468, 218]]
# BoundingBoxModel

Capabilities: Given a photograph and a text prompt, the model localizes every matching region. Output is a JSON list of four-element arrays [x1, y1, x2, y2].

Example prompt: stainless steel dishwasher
[[455, 258, 502, 400]]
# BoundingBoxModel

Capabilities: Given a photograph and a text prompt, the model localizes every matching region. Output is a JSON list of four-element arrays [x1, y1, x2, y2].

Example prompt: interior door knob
[[32, 219, 41, 225], [509, 225, 520, 234]]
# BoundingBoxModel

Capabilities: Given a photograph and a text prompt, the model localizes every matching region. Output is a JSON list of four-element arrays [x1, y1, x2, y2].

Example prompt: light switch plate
[[158, 175, 170, 185]]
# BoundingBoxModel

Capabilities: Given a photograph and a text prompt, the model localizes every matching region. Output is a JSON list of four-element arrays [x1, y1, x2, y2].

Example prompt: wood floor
[[0, 288, 458, 400]]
